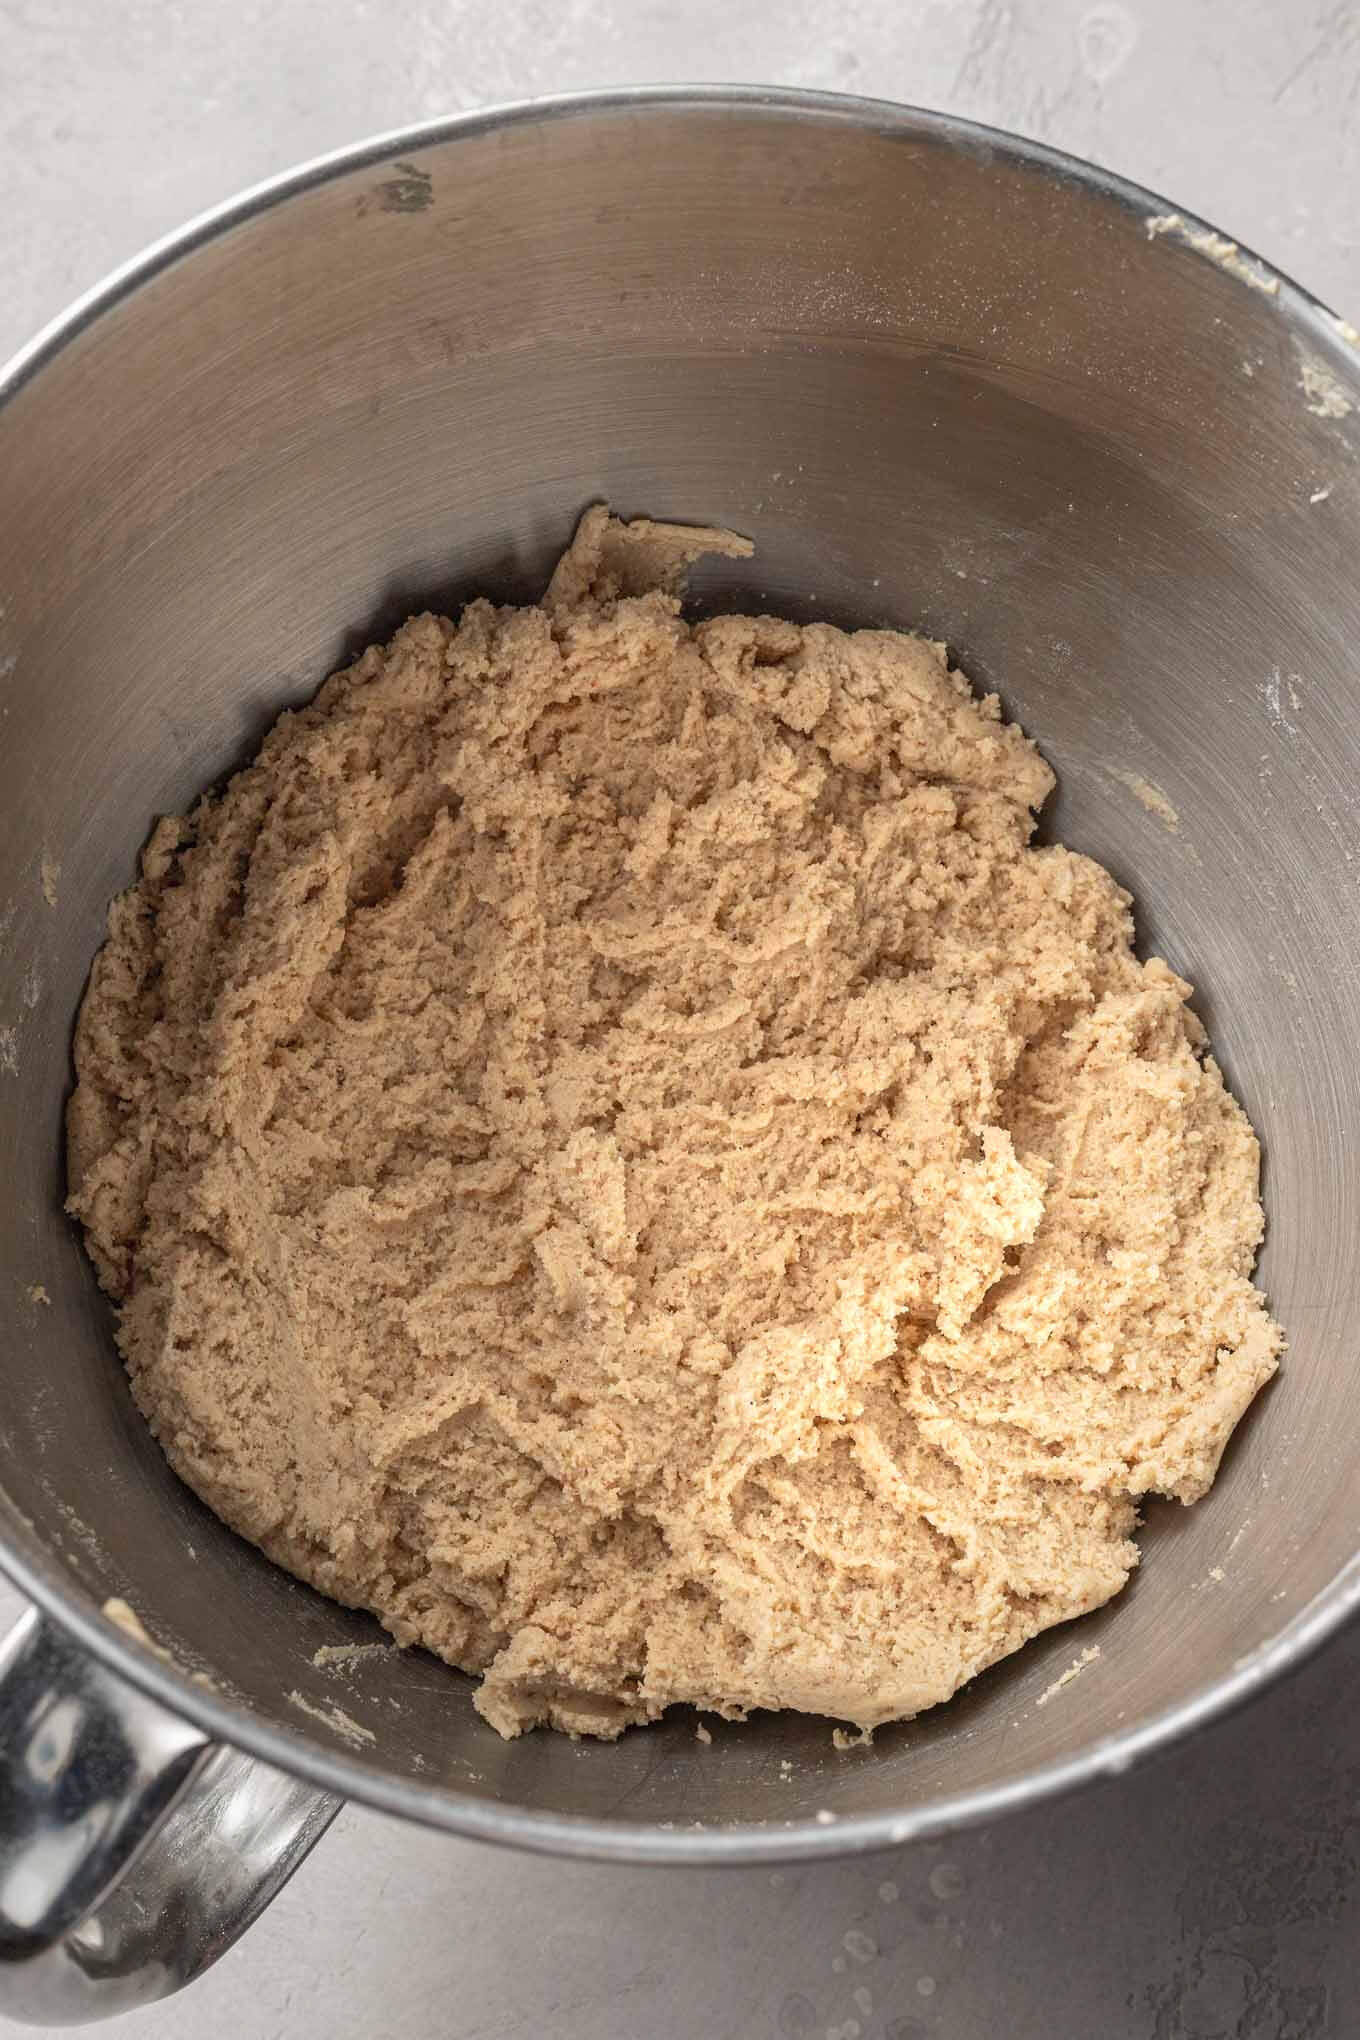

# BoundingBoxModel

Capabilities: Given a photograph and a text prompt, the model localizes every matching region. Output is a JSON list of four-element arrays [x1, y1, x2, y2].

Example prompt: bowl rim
[[2, 82, 1357, 1867]]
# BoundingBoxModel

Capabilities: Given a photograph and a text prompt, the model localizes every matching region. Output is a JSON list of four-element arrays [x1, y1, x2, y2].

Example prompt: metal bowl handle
[[0, 1607, 341, 2025]]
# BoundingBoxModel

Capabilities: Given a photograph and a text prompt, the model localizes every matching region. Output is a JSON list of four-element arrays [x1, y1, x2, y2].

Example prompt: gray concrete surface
[[1, 1, 1358, 2034]]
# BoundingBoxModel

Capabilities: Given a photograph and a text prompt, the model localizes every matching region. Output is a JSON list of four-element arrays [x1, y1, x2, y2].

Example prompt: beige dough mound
[[68, 508, 1282, 1739]]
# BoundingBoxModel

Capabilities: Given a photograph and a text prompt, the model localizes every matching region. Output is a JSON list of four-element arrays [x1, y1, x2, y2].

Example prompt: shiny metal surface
[[0, 77, 1357, 1940], [0, 1610, 339, 2024]]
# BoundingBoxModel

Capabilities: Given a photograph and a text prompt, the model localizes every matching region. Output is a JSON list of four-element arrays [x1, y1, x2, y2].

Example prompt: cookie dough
[[67, 508, 1282, 1739]]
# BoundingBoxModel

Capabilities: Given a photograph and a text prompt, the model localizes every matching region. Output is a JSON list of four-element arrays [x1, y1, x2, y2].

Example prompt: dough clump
[[68, 509, 1281, 1738]]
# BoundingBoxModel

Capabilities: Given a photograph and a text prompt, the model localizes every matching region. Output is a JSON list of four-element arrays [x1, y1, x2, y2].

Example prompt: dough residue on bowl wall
[[1144, 211, 1280, 296], [66, 507, 1282, 1740]]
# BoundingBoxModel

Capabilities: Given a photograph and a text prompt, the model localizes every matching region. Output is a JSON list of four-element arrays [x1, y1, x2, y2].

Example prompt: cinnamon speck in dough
[[67, 508, 1281, 1740]]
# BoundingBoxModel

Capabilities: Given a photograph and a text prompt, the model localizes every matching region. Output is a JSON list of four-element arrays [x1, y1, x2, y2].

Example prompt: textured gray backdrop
[[1, 2, 1357, 2035]]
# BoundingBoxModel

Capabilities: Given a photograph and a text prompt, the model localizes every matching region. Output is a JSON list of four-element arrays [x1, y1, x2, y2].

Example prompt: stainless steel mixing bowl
[[1, 86, 1358, 2025]]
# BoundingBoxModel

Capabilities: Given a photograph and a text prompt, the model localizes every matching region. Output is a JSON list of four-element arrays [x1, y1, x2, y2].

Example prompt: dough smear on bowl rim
[[67, 506, 1282, 1740]]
